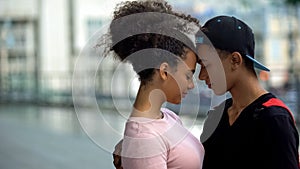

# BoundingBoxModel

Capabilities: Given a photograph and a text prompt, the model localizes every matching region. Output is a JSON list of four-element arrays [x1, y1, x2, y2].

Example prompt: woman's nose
[[188, 80, 195, 90]]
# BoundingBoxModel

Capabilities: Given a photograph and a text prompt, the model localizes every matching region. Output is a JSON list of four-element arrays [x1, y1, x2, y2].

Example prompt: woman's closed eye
[[186, 71, 194, 81]]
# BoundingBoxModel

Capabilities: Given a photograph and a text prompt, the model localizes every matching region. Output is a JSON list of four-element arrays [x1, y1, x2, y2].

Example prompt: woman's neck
[[131, 84, 165, 119]]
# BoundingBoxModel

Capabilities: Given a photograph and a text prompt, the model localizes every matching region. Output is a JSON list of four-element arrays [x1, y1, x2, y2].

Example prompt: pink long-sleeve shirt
[[121, 108, 204, 169]]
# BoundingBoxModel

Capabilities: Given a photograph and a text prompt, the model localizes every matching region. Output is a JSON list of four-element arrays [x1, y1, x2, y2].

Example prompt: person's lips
[[206, 82, 212, 89]]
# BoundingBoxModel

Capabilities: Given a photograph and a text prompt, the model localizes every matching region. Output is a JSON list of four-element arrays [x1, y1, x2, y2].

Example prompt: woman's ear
[[159, 62, 169, 80], [231, 52, 243, 70]]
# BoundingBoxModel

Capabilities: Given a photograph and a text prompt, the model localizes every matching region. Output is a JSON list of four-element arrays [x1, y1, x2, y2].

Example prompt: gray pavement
[[0, 105, 114, 169]]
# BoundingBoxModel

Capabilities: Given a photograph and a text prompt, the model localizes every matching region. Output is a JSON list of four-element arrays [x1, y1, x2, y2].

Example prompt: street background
[[1, 0, 300, 168]]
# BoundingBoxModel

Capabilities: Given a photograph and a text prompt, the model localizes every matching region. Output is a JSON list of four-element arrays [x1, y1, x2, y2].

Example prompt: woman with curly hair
[[103, 0, 204, 168]]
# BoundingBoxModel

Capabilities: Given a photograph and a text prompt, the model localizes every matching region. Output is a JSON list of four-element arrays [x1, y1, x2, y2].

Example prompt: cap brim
[[245, 55, 270, 72]]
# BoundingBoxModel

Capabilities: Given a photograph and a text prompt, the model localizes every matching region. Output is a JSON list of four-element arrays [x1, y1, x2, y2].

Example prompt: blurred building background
[[0, 0, 300, 116], [1, 1, 300, 169]]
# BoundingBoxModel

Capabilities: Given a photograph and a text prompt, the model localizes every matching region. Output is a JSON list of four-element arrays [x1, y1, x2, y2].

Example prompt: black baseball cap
[[196, 15, 270, 72]]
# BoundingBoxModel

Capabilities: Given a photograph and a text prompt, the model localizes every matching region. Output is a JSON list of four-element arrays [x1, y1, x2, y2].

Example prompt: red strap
[[262, 98, 295, 123], [263, 98, 300, 168]]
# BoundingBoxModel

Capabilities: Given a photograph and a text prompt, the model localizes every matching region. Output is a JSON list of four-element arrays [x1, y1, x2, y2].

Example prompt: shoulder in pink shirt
[[122, 108, 204, 169]]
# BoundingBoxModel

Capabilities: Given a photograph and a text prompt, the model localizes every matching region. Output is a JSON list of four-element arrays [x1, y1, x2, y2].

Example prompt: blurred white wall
[[40, 0, 70, 72]]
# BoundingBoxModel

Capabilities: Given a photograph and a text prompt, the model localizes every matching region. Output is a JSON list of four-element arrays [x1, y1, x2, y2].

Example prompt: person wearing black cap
[[196, 15, 300, 169]]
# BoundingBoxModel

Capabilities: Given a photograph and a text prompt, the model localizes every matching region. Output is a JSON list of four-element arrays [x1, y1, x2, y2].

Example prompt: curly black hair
[[101, 0, 200, 84]]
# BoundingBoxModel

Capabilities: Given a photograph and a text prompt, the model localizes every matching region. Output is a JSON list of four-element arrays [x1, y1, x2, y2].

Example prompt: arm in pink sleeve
[[121, 129, 169, 169], [122, 152, 168, 169]]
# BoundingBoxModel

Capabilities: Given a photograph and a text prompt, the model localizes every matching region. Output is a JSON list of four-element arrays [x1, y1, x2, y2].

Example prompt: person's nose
[[198, 68, 207, 81], [188, 79, 195, 90]]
